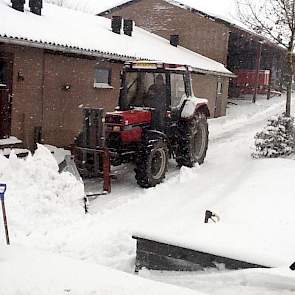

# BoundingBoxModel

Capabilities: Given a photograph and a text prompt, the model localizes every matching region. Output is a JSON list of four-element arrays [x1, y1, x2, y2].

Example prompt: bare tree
[[238, 0, 295, 116]]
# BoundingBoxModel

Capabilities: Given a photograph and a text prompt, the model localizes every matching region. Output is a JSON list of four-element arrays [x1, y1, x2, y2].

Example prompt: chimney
[[29, 0, 43, 16], [111, 16, 122, 34], [123, 19, 134, 36], [11, 0, 25, 12], [170, 34, 179, 47]]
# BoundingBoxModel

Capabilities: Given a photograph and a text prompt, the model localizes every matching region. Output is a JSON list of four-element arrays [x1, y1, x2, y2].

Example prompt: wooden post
[[267, 70, 272, 100], [102, 149, 111, 193], [253, 42, 263, 103]]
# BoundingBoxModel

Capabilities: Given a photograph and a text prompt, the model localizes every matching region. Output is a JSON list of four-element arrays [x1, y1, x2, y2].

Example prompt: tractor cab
[[118, 61, 193, 129]]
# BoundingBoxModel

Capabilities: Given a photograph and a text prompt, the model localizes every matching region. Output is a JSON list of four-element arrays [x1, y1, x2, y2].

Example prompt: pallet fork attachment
[[73, 146, 112, 197]]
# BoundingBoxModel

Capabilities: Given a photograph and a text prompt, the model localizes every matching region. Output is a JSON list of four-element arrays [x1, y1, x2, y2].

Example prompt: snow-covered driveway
[[2, 95, 295, 295]]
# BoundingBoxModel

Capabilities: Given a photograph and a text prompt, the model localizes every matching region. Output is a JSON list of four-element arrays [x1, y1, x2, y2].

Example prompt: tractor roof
[[125, 61, 190, 72]]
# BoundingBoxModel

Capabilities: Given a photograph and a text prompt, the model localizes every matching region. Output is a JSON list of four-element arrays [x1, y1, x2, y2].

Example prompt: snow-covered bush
[[252, 114, 295, 158]]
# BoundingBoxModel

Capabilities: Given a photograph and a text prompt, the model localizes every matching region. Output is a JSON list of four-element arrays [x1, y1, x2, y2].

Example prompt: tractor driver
[[145, 74, 167, 130], [146, 74, 166, 108]]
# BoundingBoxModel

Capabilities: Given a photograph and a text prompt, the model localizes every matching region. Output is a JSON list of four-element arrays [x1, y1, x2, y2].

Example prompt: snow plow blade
[[59, 153, 111, 197], [59, 155, 82, 181], [132, 236, 269, 272]]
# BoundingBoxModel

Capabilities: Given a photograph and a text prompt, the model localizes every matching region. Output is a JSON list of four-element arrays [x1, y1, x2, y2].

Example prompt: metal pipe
[[1, 198, 10, 245]]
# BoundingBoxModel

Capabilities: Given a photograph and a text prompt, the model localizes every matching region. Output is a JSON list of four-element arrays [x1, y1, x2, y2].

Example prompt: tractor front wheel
[[176, 113, 209, 167], [135, 140, 168, 188]]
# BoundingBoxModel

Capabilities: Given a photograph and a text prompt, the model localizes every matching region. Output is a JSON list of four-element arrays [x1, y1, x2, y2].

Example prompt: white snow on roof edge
[[0, 0, 233, 77]]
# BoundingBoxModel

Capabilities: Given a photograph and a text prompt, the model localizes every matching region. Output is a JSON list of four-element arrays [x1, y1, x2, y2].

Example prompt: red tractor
[[74, 61, 210, 191]]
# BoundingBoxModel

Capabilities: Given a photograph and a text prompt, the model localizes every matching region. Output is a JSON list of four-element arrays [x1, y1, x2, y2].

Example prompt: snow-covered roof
[[45, 0, 245, 29], [0, 0, 233, 77]]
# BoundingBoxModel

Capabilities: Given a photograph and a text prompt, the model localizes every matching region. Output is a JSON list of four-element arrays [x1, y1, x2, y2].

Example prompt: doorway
[[0, 55, 13, 139]]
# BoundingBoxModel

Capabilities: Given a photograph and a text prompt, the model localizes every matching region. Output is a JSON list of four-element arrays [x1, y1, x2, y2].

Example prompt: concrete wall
[[0, 44, 122, 149], [192, 73, 229, 117], [105, 0, 230, 65]]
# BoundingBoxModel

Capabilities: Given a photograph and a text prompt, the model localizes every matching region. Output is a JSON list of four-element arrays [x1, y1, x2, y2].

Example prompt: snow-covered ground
[[1, 94, 295, 294], [0, 245, 205, 295]]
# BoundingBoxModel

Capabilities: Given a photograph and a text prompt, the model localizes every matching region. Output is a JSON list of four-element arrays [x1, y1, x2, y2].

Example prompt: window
[[125, 72, 166, 109], [217, 81, 223, 95], [94, 68, 112, 88], [0, 61, 7, 87], [170, 73, 186, 108]]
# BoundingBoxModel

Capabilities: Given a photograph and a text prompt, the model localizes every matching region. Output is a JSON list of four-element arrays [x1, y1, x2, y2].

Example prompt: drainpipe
[[40, 50, 45, 145]]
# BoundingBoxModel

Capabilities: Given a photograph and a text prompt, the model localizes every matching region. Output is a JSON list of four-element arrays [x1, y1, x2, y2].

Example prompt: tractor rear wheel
[[176, 113, 209, 167], [135, 140, 168, 188]]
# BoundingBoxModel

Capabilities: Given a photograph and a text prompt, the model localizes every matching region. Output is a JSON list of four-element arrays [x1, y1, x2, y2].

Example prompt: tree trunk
[[286, 49, 293, 117]]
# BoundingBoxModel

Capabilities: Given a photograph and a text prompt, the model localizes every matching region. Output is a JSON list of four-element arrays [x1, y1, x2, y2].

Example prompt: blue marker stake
[[0, 184, 10, 245]]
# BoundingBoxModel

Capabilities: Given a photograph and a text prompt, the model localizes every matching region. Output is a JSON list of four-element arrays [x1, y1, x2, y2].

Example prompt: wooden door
[[0, 57, 13, 139], [214, 80, 223, 117]]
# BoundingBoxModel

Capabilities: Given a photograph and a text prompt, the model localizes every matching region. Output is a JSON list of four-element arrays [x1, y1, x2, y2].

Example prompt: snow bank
[[139, 267, 295, 295], [0, 245, 205, 295], [134, 158, 295, 268], [0, 145, 84, 245]]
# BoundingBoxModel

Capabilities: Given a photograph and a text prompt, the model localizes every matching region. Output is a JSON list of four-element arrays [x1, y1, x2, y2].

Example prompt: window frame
[[217, 81, 223, 95], [94, 67, 113, 89], [120, 69, 191, 110], [169, 72, 188, 109]]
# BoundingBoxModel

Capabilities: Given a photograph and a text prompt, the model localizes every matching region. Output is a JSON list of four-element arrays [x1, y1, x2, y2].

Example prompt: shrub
[[252, 114, 295, 158]]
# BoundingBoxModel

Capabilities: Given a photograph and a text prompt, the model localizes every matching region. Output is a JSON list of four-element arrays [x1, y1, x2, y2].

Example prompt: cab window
[[170, 73, 186, 108]]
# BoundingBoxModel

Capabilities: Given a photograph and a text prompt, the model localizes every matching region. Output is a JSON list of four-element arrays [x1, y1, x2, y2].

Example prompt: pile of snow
[[133, 158, 295, 268], [0, 145, 84, 245], [0, 245, 205, 295], [44, 144, 71, 165], [252, 114, 295, 158], [139, 267, 295, 295]]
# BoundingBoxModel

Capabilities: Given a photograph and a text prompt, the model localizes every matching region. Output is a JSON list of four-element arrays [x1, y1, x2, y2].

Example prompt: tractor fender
[[195, 103, 210, 118], [143, 130, 168, 143], [181, 97, 210, 119]]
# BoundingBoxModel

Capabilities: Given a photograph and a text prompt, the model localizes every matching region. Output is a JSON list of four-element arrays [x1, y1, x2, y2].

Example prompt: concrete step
[[1, 148, 30, 158], [0, 137, 29, 158], [0, 136, 23, 149]]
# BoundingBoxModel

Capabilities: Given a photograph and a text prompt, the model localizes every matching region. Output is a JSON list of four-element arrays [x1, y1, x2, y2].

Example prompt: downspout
[[40, 49, 45, 144]]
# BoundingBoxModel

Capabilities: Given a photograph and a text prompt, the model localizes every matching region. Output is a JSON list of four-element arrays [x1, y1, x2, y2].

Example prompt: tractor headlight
[[113, 126, 121, 132]]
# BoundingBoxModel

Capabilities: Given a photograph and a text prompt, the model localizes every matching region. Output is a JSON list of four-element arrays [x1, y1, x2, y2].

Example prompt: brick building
[[0, 0, 233, 150], [98, 0, 286, 98], [100, 0, 230, 65]]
